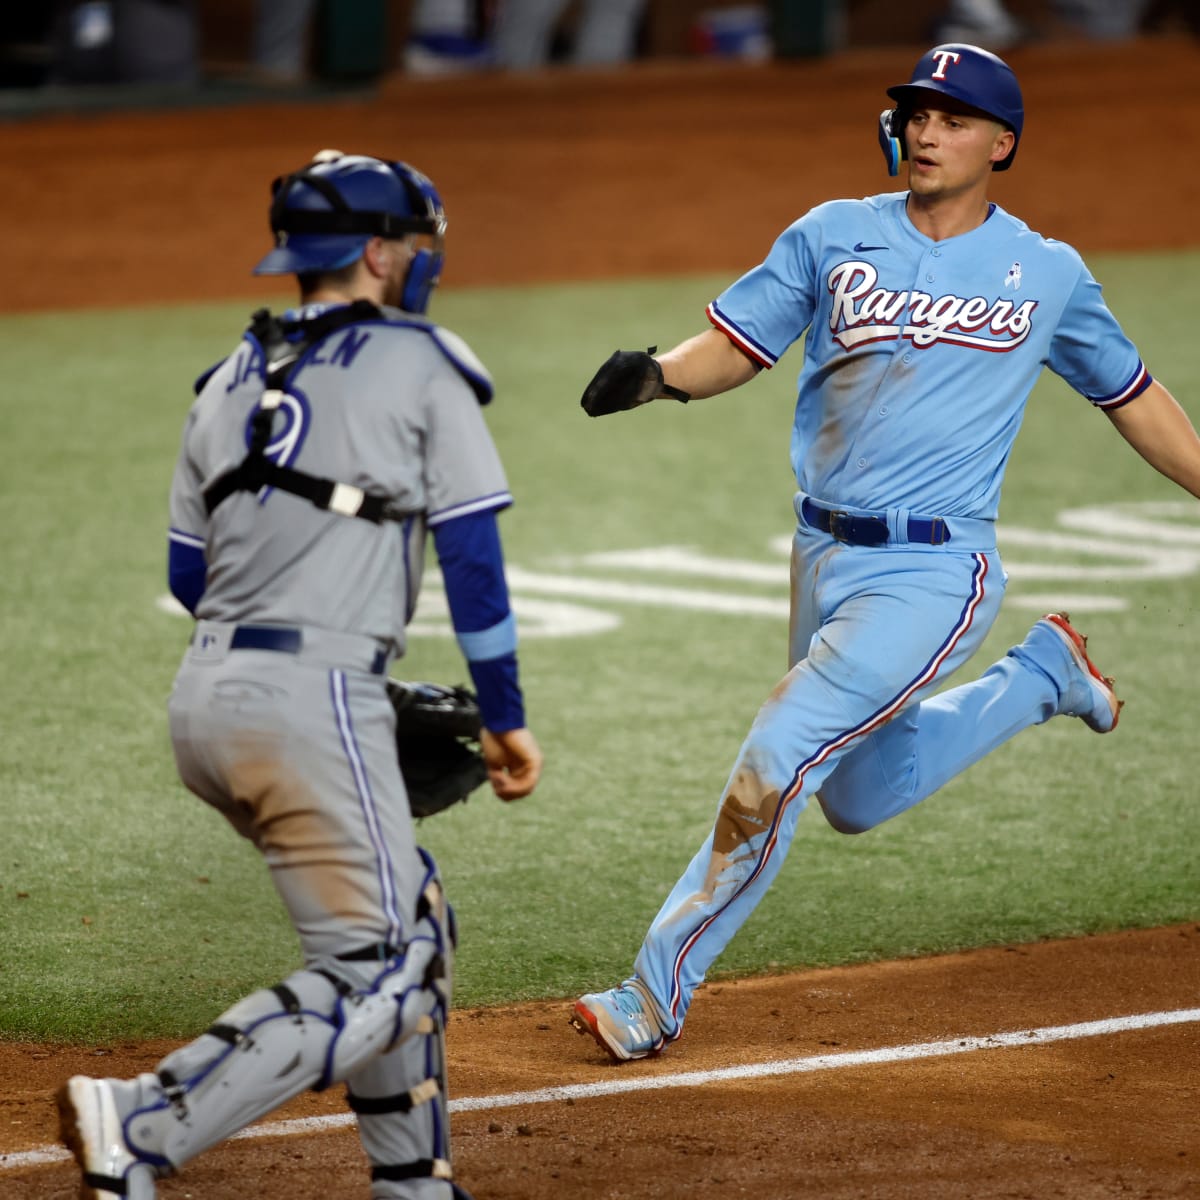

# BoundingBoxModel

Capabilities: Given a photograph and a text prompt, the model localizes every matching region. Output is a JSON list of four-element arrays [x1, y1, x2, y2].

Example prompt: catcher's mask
[[878, 43, 1023, 176], [253, 150, 447, 314]]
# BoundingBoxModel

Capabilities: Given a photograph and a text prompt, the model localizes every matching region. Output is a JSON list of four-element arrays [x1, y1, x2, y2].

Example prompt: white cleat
[[570, 979, 670, 1062], [57, 1075, 160, 1200], [1039, 612, 1122, 733]]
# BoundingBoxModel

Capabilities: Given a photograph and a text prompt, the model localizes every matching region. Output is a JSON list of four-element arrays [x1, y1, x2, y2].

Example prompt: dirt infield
[[3, 926, 1199, 1197], [2, 32, 1199, 1200]]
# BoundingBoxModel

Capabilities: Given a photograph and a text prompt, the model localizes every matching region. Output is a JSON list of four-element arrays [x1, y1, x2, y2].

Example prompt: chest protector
[[203, 301, 414, 524]]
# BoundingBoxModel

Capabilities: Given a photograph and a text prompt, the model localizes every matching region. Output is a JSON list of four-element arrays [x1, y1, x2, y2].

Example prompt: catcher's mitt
[[386, 680, 489, 819], [580, 347, 691, 417]]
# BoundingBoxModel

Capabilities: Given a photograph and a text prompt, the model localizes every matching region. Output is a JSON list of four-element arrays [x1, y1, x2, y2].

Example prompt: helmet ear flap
[[402, 248, 443, 314], [883, 44, 1023, 173], [878, 108, 905, 176], [388, 160, 446, 314]]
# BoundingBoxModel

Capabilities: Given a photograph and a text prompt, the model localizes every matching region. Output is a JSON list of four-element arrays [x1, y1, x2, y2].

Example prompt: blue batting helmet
[[253, 150, 447, 313], [879, 43, 1024, 174]]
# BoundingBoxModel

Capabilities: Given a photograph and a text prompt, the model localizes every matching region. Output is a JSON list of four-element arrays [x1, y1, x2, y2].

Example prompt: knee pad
[[328, 863, 454, 1083]]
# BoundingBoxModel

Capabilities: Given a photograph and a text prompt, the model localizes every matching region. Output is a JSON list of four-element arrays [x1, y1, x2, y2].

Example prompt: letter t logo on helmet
[[930, 49, 961, 79], [877, 42, 1024, 176]]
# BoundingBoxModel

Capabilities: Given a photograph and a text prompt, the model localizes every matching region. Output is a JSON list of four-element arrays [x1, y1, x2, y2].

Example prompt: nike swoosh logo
[[853, 242, 889, 252]]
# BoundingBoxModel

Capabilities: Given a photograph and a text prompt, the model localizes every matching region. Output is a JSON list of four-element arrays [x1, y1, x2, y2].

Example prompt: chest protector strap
[[203, 302, 414, 524]]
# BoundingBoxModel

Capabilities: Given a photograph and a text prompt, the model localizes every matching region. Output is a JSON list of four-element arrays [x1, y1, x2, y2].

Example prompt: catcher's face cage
[[253, 154, 447, 313], [878, 42, 1024, 175]]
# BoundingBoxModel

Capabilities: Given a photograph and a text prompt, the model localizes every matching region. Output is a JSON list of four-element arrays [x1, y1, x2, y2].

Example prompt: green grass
[[2, 254, 1198, 1041]]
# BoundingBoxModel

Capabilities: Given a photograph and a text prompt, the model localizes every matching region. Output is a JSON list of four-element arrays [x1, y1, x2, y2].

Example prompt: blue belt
[[801, 498, 951, 546], [229, 624, 389, 675]]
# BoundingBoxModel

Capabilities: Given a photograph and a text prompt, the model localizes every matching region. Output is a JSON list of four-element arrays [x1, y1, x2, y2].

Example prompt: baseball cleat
[[1037, 612, 1123, 733], [570, 979, 669, 1062], [57, 1075, 160, 1200]]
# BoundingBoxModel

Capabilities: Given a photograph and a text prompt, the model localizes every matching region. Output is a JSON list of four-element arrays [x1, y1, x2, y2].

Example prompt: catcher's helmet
[[878, 43, 1023, 175], [253, 150, 447, 314]]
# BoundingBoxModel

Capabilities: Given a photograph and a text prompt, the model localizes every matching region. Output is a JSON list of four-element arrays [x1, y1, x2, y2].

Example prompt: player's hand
[[580, 349, 690, 417], [481, 727, 543, 801]]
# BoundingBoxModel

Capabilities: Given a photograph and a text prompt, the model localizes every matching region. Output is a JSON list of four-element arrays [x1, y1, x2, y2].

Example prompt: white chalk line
[[5, 1006, 1198, 1172]]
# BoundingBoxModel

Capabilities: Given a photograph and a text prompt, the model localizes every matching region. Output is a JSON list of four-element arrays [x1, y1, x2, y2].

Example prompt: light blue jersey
[[707, 193, 1150, 519]]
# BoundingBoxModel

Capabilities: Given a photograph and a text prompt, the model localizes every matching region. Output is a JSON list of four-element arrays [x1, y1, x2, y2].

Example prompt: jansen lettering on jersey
[[930, 50, 961, 79], [826, 260, 1038, 352], [308, 328, 373, 370], [225, 343, 266, 393]]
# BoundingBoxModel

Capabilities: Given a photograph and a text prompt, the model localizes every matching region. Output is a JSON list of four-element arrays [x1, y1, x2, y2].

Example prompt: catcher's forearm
[[167, 535, 206, 615], [466, 654, 524, 732], [432, 510, 526, 730]]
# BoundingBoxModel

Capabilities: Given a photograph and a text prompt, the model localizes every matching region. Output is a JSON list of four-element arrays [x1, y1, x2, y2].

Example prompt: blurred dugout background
[[0, 0, 1195, 101]]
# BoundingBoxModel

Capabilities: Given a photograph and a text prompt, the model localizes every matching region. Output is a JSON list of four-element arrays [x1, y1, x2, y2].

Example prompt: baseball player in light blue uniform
[[572, 44, 1200, 1061], [57, 152, 542, 1199]]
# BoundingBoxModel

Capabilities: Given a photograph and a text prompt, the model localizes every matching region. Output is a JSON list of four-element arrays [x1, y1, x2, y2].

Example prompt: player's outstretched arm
[[1105, 380, 1200, 500], [581, 328, 759, 417], [657, 328, 761, 401], [481, 727, 543, 801]]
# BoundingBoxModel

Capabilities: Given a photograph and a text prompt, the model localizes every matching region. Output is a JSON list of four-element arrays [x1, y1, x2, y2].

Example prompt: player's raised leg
[[817, 611, 1121, 833]]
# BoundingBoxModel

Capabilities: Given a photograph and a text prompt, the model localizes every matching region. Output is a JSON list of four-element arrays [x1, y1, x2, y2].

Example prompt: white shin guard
[[125, 878, 454, 1181], [347, 1006, 453, 1195]]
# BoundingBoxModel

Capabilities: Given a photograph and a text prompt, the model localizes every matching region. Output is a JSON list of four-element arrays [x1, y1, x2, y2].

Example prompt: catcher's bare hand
[[481, 727, 543, 801], [580, 349, 690, 417]]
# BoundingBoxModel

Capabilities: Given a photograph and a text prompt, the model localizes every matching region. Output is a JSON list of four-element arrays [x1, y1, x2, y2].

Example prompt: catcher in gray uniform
[[56, 150, 542, 1200]]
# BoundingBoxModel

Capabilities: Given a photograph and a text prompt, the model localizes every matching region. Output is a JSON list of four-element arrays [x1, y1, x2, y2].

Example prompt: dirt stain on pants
[[702, 765, 780, 900]]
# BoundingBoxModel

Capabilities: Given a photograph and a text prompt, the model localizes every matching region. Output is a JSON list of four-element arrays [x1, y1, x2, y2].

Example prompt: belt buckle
[[828, 509, 853, 543]]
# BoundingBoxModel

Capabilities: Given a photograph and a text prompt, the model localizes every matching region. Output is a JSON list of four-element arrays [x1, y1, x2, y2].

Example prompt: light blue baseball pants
[[632, 501, 1069, 1037]]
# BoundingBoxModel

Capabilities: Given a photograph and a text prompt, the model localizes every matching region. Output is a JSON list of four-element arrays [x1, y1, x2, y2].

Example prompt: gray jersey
[[169, 307, 511, 656]]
